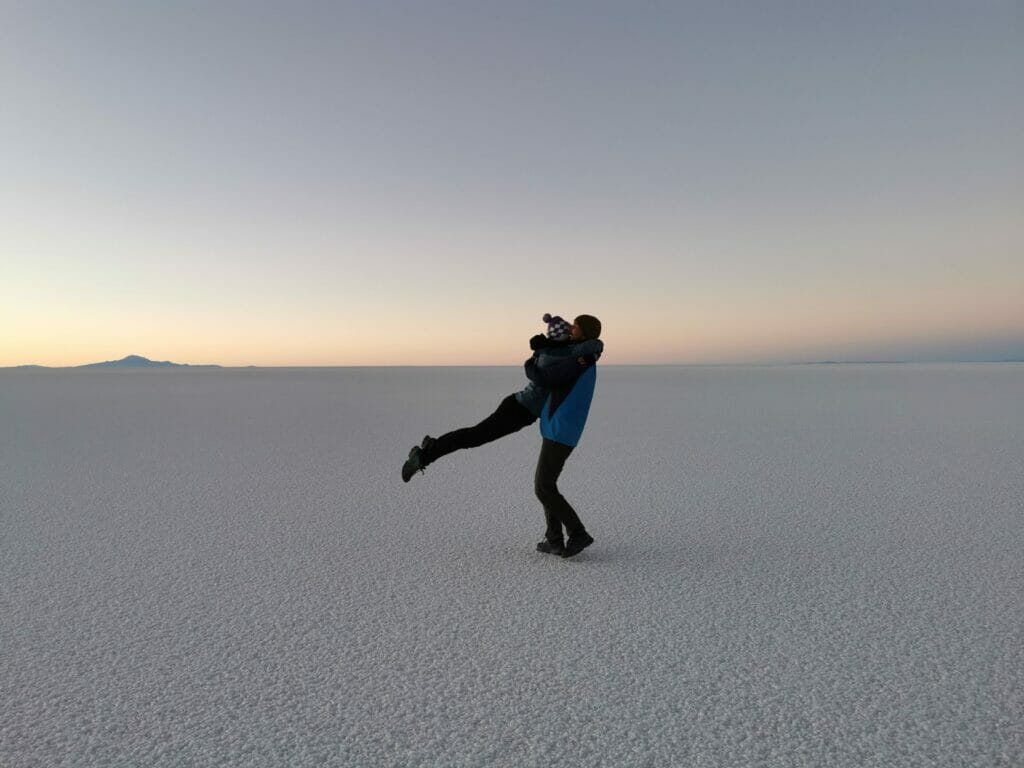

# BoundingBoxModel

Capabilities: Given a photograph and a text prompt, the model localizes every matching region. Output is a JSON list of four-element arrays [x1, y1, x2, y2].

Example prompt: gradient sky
[[2, 1, 1022, 366]]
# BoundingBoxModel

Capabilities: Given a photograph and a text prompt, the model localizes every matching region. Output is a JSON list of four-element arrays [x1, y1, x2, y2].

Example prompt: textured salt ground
[[2, 365, 1022, 767]]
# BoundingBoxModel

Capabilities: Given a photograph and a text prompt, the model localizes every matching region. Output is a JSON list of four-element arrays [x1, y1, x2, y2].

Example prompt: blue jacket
[[524, 340, 603, 447]]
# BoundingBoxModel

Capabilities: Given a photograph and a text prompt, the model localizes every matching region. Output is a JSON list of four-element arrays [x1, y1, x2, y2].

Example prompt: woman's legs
[[420, 394, 535, 466]]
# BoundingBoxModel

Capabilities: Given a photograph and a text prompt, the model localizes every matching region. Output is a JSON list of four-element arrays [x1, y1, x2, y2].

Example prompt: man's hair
[[574, 315, 602, 341]]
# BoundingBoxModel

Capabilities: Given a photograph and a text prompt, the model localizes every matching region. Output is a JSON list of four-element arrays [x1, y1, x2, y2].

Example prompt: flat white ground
[[2, 365, 1021, 767]]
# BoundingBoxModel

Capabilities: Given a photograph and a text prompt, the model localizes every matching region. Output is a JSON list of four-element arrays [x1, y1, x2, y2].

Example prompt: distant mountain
[[12, 355, 221, 370], [79, 354, 205, 369]]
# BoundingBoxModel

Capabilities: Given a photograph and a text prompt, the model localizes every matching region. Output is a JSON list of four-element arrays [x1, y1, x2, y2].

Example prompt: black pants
[[535, 438, 584, 541], [420, 394, 536, 466]]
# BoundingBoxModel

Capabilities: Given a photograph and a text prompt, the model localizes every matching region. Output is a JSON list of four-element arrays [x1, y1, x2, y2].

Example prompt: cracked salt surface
[[2, 365, 1022, 767]]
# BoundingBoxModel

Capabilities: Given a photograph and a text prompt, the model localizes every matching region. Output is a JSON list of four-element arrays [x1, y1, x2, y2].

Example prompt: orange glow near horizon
[[5, 304, 1022, 368]]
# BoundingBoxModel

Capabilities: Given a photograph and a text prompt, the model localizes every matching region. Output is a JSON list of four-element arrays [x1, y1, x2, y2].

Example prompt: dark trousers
[[535, 438, 584, 541], [421, 394, 536, 466]]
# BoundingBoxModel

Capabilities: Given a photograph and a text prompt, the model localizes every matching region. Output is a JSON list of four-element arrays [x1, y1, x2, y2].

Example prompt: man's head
[[571, 315, 602, 342]]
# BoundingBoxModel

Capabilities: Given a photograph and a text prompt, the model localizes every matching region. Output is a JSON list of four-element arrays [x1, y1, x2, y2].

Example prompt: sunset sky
[[3, 1, 1021, 366]]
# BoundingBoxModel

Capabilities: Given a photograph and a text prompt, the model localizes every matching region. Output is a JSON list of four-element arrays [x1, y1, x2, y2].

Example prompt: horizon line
[[6, 360, 1024, 370]]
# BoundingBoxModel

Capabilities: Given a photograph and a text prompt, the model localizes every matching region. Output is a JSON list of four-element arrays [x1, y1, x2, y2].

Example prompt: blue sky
[[2, 1, 1021, 365]]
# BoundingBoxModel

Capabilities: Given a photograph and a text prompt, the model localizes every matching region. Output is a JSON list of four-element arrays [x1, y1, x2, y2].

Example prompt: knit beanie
[[574, 314, 602, 341], [543, 313, 572, 341]]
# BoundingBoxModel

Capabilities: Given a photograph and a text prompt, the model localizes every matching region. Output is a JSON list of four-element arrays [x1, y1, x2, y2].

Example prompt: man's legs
[[420, 394, 535, 467], [534, 438, 585, 543]]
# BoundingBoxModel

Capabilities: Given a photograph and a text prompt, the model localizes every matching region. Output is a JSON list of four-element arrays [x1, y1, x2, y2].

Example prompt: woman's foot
[[401, 446, 425, 482], [401, 436, 436, 483]]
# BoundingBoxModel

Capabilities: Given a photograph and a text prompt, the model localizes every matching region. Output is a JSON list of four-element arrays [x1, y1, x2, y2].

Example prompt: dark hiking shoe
[[560, 531, 594, 558], [402, 436, 437, 483], [401, 445, 425, 483], [536, 538, 565, 555]]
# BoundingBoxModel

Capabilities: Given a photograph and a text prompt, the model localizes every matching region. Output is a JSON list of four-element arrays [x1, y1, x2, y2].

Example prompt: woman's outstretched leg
[[403, 394, 535, 482], [422, 395, 534, 465]]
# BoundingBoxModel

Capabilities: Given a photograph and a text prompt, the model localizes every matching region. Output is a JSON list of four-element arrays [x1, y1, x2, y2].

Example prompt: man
[[524, 314, 602, 558]]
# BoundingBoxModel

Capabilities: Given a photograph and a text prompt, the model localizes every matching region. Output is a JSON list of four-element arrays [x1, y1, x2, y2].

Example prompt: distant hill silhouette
[[12, 355, 221, 370]]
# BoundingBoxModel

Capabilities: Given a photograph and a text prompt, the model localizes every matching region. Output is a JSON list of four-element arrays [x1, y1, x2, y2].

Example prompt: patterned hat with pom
[[543, 313, 572, 341]]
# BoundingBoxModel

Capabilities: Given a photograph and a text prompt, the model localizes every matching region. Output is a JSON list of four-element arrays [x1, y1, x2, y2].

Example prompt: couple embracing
[[402, 314, 603, 558]]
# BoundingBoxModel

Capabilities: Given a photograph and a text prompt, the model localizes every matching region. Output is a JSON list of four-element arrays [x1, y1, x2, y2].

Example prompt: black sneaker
[[536, 538, 565, 555], [560, 531, 594, 558], [401, 445, 425, 483]]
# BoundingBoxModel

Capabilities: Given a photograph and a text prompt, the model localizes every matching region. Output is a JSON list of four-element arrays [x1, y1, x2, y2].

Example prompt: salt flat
[[2, 365, 1021, 767]]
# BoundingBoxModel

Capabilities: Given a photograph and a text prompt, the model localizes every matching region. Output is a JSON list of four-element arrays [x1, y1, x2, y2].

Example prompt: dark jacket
[[514, 337, 602, 418]]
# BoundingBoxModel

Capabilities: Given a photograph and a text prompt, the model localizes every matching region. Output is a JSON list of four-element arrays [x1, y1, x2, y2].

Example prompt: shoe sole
[[401, 446, 423, 483], [536, 544, 565, 556]]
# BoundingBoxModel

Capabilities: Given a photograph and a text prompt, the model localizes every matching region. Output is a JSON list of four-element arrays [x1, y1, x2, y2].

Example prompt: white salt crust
[[2, 365, 1021, 767]]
